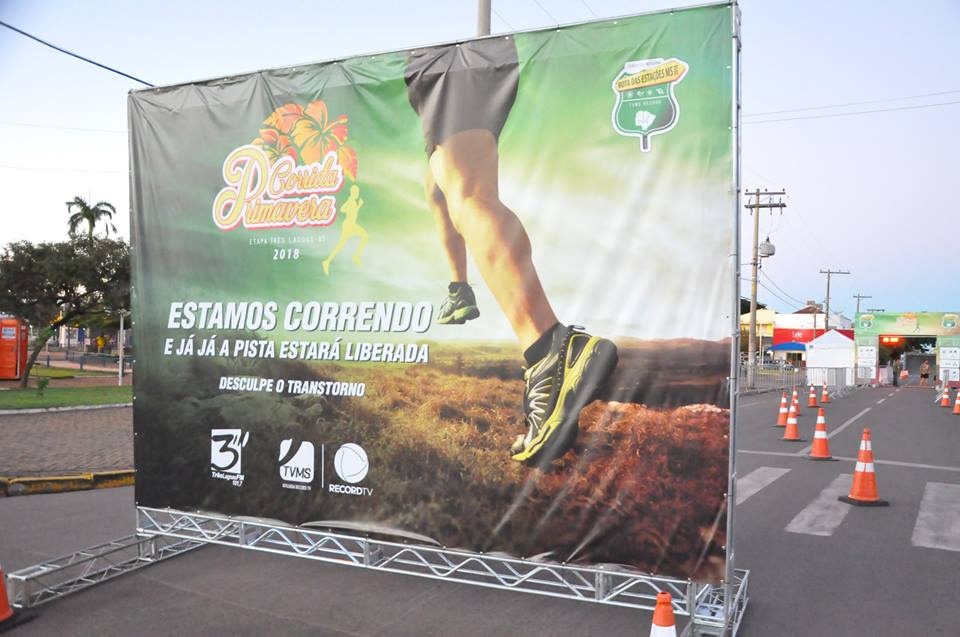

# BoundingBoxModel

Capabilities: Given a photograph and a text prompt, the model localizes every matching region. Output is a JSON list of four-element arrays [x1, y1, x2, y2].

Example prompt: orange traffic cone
[[649, 591, 677, 637], [821, 384, 830, 403], [0, 564, 12, 626], [808, 408, 836, 461], [785, 400, 797, 427], [807, 384, 818, 408], [953, 391, 960, 415], [941, 388, 952, 408], [776, 392, 789, 427], [0, 561, 30, 629], [782, 410, 804, 441], [839, 428, 889, 507]]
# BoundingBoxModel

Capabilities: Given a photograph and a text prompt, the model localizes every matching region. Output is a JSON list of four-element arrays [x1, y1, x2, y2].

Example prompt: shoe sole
[[511, 336, 618, 465], [436, 305, 480, 325]]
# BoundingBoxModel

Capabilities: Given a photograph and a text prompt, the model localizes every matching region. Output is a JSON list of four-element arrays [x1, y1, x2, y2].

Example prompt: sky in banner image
[[0, 0, 958, 315]]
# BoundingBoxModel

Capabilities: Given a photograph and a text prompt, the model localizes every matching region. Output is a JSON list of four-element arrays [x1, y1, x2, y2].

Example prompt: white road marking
[[736, 467, 791, 505], [739, 450, 800, 459], [785, 474, 853, 537], [911, 482, 960, 552], [877, 398, 885, 404], [795, 407, 872, 456], [738, 449, 960, 473]]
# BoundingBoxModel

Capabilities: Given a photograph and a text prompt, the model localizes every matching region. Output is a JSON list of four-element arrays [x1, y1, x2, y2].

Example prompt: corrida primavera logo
[[212, 100, 358, 231], [612, 58, 688, 152]]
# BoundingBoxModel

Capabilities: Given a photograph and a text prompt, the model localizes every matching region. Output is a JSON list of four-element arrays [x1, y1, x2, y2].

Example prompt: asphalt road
[[1, 387, 958, 635], [734, 386, 960, 636]]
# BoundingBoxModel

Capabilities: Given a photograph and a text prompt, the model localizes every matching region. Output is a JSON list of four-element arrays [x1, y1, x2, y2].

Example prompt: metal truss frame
[[6, 533, 203, 609], [135, 507, 749, 635]]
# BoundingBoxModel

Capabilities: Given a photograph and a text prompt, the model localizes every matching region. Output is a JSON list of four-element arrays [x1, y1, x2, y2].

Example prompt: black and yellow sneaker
[[437, 282, 480, 325], [510, 326, 618, 465]]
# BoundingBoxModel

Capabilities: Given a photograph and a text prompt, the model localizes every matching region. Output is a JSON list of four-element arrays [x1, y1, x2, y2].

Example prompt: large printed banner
[[855, 311, 960, 337], [130, 3, 734, 580]]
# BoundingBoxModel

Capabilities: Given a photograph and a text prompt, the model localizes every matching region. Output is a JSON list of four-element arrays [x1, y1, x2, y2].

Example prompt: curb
[[0, 470, 135, 497], [0, 403, 132, 416]]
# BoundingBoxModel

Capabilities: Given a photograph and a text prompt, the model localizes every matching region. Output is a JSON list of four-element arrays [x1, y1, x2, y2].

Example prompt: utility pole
[[853, 293, 872, 314], [745, 189, 786, 381], [477, 0, 491, 36], [819, 269, 850, 331]]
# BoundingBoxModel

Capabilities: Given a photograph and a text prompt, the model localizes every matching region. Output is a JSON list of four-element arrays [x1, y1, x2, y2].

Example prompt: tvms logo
[[279, 439, 315, 491], [329, 443, 373, 497], [211, 429, 249, 487]]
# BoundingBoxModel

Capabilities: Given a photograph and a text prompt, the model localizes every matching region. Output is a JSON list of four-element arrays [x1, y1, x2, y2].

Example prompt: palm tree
[[66, 196, 117, 238]]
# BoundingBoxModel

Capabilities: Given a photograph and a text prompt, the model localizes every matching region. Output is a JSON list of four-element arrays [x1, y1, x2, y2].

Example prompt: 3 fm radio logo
[[212, 100, 358, 232], [612, 57, 688, 152], [211, 428, 250, 486]]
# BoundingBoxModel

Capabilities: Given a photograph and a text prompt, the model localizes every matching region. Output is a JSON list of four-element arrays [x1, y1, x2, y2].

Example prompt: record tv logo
[[329, 443, 373, 496], [211, 429, 249, 486], [279, 439, 315, 491]]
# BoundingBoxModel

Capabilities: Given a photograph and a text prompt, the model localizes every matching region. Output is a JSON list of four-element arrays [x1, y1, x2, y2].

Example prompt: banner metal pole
[[725, 2, 743, 634]]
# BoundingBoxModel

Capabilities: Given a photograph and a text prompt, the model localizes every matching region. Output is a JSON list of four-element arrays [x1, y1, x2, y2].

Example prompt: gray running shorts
[[405, 37, 519, 156]]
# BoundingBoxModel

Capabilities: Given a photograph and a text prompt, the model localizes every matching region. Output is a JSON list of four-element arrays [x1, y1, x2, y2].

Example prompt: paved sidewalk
[[0, 407, 133, 478]]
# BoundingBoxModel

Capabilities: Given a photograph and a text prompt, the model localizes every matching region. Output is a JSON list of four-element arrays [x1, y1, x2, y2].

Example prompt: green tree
[[66, 196, 117, 238], [0, 237, 130, 387]]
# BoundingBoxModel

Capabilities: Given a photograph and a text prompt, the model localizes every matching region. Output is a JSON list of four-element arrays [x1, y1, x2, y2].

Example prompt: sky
[[1, 0, 958, 317]]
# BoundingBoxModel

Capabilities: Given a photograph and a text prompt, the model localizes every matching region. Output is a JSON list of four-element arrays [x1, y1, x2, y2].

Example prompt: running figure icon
[[322, 184, 369, 275]]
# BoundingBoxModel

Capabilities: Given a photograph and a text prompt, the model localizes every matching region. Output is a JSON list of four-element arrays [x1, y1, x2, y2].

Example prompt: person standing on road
[[919, 360, 931, 387]]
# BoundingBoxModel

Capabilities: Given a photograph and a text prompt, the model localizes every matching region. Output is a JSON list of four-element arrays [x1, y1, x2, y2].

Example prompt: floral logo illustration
[[213, 100, 358, 231]]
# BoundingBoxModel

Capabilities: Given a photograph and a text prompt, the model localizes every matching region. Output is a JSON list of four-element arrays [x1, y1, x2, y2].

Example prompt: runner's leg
[[424, 169, 468, 282], [429, 129, 558, 350], [322, 232, 351, 275], [352, 226, 369, 265]]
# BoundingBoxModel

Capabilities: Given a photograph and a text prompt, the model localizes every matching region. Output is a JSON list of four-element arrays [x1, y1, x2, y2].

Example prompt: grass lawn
[[31, 366, 116, 378], [0, 386, 132, 410]]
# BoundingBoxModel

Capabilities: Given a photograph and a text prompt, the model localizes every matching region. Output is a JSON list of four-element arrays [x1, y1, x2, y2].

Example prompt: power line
[[580, 0, 599, 18], [0, 120, 126, 134], [745, 99, 960, 125], [746, 278, 802, 311], [532, 0, 559, 26], [760, 271, 807, 308], [0, 164, 126, 175], [757, 281, 802, 311], [0, 19, 154, 87], [492, 7, 516, 31], [743, 88, 960, 118]]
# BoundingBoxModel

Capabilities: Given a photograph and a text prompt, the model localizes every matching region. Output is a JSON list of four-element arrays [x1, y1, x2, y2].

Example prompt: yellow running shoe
[[510, 326, 618, 465]]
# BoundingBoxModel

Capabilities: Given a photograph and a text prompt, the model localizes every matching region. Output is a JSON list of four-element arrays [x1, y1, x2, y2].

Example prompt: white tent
[[805, 329, 856, 386]]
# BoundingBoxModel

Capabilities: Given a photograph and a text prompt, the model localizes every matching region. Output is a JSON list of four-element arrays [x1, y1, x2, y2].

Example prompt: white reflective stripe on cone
[[650, 624, 677, 637], [814, 431, 828, 439], [855, 462, 875, 473], [860, 441, 872, 451]]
